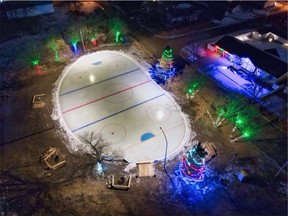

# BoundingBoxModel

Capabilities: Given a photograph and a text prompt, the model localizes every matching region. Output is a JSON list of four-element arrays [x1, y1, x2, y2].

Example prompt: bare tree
[[185, 73, 206, 100], [78, 131, 123, 174]]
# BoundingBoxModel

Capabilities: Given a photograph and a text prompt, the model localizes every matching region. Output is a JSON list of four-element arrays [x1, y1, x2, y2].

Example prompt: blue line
[[60, 68, 140, 96], [72, 93, 165, 132]]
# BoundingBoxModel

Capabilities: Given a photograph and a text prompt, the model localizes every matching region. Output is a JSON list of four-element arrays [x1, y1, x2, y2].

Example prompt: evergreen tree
[[179, 142, 208, 183], [159, 46, 174, 71], [153, 46, 176, 82]]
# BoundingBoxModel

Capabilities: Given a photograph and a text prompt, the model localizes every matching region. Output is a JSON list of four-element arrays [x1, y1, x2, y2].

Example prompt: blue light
[[72, 44, 78, 52], [173, 163, 220, 204], [149, 63, 176, 84], [205, 65, 271, 103]]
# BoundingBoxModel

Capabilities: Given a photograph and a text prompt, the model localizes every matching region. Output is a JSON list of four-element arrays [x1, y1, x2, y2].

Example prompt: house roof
[[215, 35, 287, 78], [265, 48, 280, 57]]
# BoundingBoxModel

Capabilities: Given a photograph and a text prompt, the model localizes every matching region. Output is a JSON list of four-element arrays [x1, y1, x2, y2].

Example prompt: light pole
[[160, 127, 177, 195], [160, 127, 168, 171], [263, 3, 275, 25], [263, 8, 271, 25]]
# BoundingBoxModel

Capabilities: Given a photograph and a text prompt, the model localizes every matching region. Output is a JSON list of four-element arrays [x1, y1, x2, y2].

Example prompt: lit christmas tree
[[177, 142, 208, 184], [159, 46, 174, 71], [152, 46, 176, 83]]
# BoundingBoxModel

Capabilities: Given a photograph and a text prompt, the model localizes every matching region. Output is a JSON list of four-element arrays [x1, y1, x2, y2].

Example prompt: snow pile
[[52, 61, 84, 153], [123, 163, 137, 173], [232, 5, 242, 13]]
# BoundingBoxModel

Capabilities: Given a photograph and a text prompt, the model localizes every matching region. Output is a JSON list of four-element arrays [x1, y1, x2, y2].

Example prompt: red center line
[[63, 80, 151, 114]]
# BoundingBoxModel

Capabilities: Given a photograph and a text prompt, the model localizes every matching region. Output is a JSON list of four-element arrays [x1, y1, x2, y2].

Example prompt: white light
[[96, 162, 103, 174], [268, 38, 273, 42], [284, 43, 288, 47], [89, 74, 95, 82], [156, 110, 164, 120]]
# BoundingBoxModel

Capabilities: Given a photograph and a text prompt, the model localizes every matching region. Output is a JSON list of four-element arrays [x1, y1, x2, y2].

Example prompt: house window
[[222, 51, 230, 60]]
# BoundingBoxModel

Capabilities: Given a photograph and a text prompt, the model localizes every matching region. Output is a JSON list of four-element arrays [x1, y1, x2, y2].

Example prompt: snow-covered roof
[[176, 3, 192, 9], [235, 31, 288, 63]]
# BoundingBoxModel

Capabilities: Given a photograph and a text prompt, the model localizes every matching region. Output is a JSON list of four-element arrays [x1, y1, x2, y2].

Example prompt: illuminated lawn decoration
[[69, 33, 80, 53], [55, 51, 59, 62], [207, 97, 245, 128], [96, 162, 103, 174], [186, 75, 205, 100], [229, 104, 259, 141], [116, 31, 120, 43], [71, 40, 78, 52], [229, 114, 247, 138], [21, 42, 42, 75], [109, 18, 125, 43], [66, 25, 81, 52], [91, 35, 97, 46], [152, 46, 176, 83], [176, 142, 208, 184], [89, 29, 98, 46], [47, 38, 59, 62], [230, 126, 256, 142], [32, 58, 42, 75]]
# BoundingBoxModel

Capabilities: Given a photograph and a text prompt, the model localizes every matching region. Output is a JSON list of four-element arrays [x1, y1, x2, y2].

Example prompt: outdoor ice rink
[[56, 51, 189, 163]]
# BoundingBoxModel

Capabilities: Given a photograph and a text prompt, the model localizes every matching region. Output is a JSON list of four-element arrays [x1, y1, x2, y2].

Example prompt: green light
[[236, 117, 243, 125], [32, 59, 39, 66], [55, 50, 59, 62], [72, 41, 78, 46], [218, 108, 225, 116], [188, 88, 193, 94], [116, 31, 120, 42], [242, 128, 255, 138], [243, 131, 250, 138], [162, 47, 173, 60]]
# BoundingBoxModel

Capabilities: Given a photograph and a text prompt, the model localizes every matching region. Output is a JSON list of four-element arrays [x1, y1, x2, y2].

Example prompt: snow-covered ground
[[52, 51, 191, 164], [212, 5, 269, 25]]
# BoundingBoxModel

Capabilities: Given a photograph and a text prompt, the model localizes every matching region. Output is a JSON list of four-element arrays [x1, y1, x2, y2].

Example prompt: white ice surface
[[52, 51, 191, 163]]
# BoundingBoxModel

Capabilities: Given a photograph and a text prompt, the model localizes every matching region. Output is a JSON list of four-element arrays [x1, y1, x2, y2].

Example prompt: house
[[206, 31, 287, 117], [0, 1, 54, 20], [211, 34, 287, 86], [157, 2, 204, 29]]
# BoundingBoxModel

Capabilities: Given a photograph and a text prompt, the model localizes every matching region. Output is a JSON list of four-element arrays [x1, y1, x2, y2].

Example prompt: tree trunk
[[229, 125, 237, 138], [230, 134, 244, 142], [215, 116, 225, 127]]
